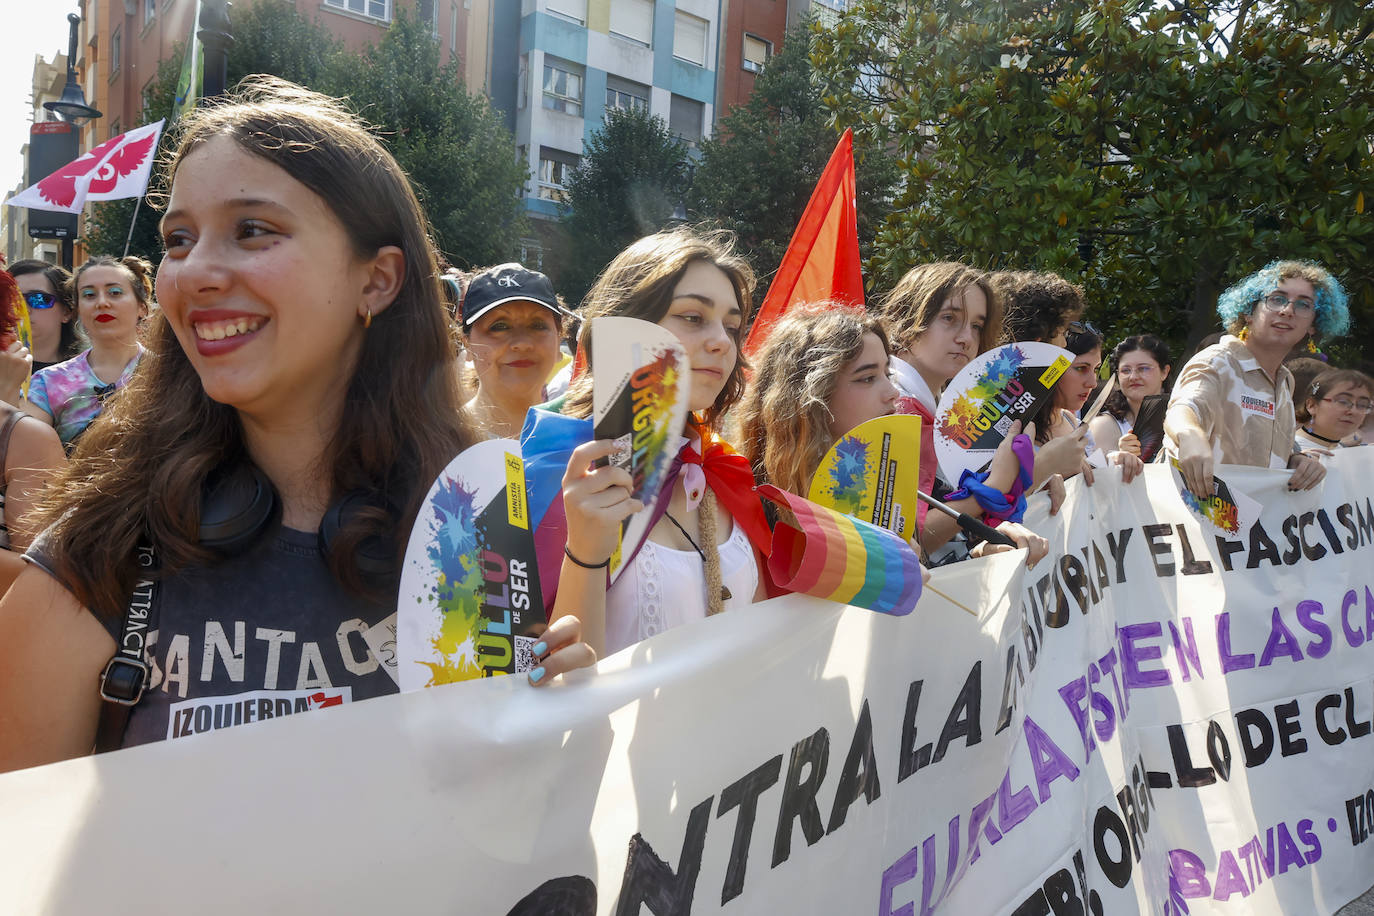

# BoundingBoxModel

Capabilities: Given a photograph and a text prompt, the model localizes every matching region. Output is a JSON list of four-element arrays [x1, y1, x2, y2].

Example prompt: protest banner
[[1, 452, 1372, 915]]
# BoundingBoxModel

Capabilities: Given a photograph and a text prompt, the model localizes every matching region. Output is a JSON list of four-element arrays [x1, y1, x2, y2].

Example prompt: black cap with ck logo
[[460, 263, 569, 327]]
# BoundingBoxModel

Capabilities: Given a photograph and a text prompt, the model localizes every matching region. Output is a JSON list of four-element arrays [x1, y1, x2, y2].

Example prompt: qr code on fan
[[514, 635, 538, 673]]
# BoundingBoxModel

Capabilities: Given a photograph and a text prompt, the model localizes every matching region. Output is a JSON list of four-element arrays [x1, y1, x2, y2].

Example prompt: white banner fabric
[[2, 452, 1373, 915]]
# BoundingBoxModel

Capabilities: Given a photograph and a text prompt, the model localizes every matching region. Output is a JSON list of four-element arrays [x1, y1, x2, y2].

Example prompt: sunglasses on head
[[22, 290, 58, 310], [1066, 320, 1100, 337]]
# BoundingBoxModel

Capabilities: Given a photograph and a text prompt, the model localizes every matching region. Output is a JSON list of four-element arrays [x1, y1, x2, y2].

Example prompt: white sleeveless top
[[604, 516, 760, 655]]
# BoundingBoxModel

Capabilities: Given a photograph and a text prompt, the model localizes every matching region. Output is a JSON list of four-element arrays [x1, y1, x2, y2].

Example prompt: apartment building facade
[[18, 0, 845, 262], [485, 0, 722, 221], [77, 0, 470, 147]]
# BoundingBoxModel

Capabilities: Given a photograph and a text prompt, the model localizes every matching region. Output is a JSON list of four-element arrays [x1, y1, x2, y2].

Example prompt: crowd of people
[[0, 76, 1368, 770]]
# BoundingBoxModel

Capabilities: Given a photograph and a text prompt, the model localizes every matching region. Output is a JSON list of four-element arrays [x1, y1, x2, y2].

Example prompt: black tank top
[[28, 524, 398, 748]]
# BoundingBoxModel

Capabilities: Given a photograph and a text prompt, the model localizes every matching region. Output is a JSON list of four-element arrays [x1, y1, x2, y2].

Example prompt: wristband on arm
[[944, 433, 1035, 525]]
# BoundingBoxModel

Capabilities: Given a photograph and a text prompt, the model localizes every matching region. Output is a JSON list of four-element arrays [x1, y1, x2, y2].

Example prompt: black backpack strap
[[94, 543, 159, 753]]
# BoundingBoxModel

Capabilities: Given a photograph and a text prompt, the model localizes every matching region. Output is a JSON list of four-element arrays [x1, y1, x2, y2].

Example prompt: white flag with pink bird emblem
[[5, 120, 164, 214]]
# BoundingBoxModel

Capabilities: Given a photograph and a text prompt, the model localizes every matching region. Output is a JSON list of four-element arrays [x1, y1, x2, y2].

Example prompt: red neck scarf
[[678, 425, 774, 558]]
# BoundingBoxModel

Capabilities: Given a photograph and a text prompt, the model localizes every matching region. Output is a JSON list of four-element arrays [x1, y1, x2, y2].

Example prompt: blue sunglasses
[[23, 290, 58, 310]]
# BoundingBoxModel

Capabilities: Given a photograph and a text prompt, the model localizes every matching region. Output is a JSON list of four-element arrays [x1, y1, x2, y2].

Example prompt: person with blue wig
[[1165, 260, 1350, 500]]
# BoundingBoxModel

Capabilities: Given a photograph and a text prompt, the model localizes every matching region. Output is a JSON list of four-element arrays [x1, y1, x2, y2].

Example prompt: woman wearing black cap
[[459, 263, 568, 439]]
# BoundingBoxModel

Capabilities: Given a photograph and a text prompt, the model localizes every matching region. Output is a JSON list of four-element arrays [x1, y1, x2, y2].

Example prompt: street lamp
[[669, 161, 696, 225], [43, 14, 102, 126], [198, 1, 235, 100]]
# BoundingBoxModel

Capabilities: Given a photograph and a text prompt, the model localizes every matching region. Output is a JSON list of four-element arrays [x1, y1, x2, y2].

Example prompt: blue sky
[[4, 1, 83, 196]]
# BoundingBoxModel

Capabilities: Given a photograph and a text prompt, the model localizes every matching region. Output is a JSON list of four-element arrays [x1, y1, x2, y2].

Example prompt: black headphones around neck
[[200, 463, 398, 589]]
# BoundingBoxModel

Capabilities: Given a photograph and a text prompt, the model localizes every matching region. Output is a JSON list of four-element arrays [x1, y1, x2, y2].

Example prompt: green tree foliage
[[227, 0, 341, 88], [88, 6, 526, 273], [811, 0, 1374, 361], [325, 12, 528, 268], [691, 23, 899, 299], [554, 106, 690, 306]]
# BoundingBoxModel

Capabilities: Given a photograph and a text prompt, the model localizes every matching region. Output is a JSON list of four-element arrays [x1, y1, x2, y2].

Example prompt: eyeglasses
[[1258, 292, 1315, 315], [22, 290, 57, 310], [1322, 396, 1374, 414]]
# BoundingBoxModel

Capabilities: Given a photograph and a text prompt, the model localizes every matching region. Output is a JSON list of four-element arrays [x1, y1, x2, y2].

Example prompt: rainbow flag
[[743, 129, 864, 358], [758, 485, 923, 617]]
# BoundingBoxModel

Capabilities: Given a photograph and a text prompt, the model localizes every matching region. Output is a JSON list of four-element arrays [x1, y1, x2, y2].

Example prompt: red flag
[[6, 120, 164, 214], [743, 129, 863, 358]]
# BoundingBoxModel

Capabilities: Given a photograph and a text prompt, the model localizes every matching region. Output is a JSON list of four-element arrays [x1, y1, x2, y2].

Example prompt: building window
[[809, 0, 842, 28], [673, 11, 707, 66], [537, 148, 579, 202], [542, 58, 583, 117], [141, 77, 156, 118], [143, 0, 155, 26], [419, 0, 438, 35], [605, 75, 649, 114], [450, 2, 458, 51], [110, 28, 122, 77], [109, 120, 121, 139], [609, 0, 653, 47], [546, 0, 586, 25], [669, 94, 703, 146], [742, 34, 771, 73], [519, 240, 545, 270], [322, 0, 391, 22]]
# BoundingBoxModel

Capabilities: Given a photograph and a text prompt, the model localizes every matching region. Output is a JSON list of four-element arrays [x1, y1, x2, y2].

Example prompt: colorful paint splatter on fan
[[626, 349, 683, 506], [937, 344, 1027, 443], [1178, 487, 1241, 534], [820, 435, 872, 516], [420, 475, 488, 684]]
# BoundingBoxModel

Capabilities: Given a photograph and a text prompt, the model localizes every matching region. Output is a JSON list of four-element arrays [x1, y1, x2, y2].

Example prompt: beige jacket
[[1167, 335, 1296, 468]]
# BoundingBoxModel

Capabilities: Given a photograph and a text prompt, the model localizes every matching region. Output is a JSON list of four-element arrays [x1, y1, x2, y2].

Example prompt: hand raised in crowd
[[560, 439, 644, 568], [1033, 422, 1095, 488], [970, 521, 1049, 570], [1045, 473, 1067, 516], [1286, 452, 1326, 491], [1106, 449, 1145, 484], [527, 614, 597, 686], [0, 341, 32, 408], [1115, 431, 1142, 458]]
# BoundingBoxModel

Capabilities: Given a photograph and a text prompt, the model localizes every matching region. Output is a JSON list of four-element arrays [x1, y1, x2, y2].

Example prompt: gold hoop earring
[[363, 309, 373, 330]]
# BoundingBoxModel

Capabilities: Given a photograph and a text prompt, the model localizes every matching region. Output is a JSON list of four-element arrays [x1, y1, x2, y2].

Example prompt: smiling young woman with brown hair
[[0, 77, 592, 770]]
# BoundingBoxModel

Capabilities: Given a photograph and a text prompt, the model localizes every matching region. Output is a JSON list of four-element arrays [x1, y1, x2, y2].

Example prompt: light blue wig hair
[[1216, 260, 1350, 340]]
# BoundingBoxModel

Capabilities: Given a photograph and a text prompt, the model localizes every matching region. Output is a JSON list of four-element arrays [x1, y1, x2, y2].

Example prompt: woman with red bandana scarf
[[535, 228, 775, 659]]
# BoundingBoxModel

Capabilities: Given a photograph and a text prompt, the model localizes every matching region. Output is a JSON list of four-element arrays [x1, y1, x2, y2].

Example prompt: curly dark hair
[[992, 270, 1085, 344]]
